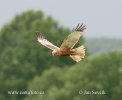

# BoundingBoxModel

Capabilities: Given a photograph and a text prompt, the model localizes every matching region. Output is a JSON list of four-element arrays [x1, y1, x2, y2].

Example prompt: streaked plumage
[[36, 23, 86, 62]]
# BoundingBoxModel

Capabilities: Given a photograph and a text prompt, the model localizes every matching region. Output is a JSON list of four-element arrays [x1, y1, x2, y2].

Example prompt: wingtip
[[73, 23, 86, 32], [35, 31, 40, 38], [35, 31, 40, 36], [35, 31, 45, 40]]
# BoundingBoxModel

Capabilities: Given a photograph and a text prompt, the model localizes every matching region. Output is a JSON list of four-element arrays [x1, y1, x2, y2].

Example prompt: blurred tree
[[85, 38, 122, 55], [0, 10, 85, 100], [25, 52, 122, 100]]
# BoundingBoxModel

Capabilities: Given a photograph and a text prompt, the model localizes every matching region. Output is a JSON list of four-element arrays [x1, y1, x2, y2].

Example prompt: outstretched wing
[[60, 24, 86, 50], [36, 32, 59, 50]]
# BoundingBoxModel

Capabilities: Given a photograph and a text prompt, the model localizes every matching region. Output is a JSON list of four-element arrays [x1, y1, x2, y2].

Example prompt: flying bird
[[36, 23, 86, 62]]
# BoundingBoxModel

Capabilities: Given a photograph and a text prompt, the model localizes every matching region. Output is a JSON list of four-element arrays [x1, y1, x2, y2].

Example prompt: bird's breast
[[59, 50, 70, 56]]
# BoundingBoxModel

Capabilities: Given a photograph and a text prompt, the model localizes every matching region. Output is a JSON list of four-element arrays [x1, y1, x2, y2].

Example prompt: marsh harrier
[[36, 24, 86, 62]]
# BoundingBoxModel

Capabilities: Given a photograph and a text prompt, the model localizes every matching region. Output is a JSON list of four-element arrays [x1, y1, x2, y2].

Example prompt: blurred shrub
[[0, 10, 84, 100], [25, 52, 122, 100]]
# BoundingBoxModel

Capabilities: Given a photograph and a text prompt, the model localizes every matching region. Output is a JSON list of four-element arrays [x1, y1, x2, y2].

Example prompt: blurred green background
[[0, 10, 122, 100]]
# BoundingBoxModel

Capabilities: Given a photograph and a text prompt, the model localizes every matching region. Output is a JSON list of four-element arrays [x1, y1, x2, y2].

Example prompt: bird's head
[[52, 49, 59, 56]]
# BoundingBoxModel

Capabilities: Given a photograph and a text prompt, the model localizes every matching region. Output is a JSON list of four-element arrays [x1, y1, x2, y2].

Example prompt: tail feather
[[70, 45, 85, 62]]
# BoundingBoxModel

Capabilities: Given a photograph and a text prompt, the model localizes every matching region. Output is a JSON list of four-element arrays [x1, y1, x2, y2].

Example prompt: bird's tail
[[70, 45, 85, 62]]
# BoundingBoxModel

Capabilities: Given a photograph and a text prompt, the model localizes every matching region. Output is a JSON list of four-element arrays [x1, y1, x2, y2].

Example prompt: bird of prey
[[36, 23, 86, 62]]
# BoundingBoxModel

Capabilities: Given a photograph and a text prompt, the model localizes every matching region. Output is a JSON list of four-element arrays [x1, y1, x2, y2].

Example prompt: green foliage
[[1, 9, 121, 100], [0, 10, 85, 100], [0, 10, 77, 68], [25, 52, 122, 100]]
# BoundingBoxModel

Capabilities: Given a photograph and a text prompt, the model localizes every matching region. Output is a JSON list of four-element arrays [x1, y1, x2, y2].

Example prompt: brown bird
[[36, 23, 86, 62]]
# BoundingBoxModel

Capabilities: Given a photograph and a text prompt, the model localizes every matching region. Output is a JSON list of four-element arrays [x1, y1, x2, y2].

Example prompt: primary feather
[[36, 32, 59, 50]]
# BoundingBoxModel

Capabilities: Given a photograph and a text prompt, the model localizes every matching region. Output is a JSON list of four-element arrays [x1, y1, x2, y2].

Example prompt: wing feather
[[60, 24, 86, 50], [36, 32, 59, 50]]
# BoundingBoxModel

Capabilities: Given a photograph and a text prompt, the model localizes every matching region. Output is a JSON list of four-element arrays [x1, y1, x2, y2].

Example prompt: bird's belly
[[59, 50, 70, 56]]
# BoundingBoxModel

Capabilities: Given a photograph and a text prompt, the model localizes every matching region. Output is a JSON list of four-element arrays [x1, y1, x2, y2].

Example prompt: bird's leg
[[70, 49, 76, 55]]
